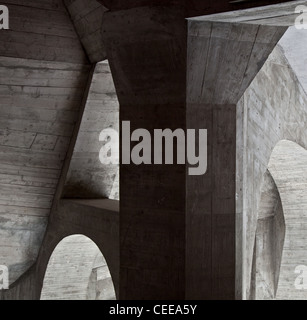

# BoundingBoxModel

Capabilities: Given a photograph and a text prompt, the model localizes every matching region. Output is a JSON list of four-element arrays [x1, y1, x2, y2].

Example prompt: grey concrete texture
[[188, 1, 307, 299], [102, 5, 188, 300], [1, 0, 307, 301], [63, 61, 119, 200], [0, 0, 91, 285], [0, 0, 119, 299], [237, 34, 307, 299], [0, 199, 119, 300], [64, 0, 108, 63], [269, 141, 307, 300], [250, 170, 285, 300]]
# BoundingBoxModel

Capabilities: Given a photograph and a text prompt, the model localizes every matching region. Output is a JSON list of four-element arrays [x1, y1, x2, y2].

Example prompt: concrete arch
[[87, 250, 116, 300], [251, 140, 307, 300], [269, 141, 307, 299], [236, 30, 307, 299], [41, 234, 116, 300], [36, 199, 120, 300], [0, 199, 119, 300], [251, 169, 285, 300]]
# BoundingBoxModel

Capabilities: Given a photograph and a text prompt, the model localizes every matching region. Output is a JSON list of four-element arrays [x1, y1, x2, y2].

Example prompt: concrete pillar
[[187, 17, 287, 299], [102, 3, 288, 300], [102, 6, 187, 300]]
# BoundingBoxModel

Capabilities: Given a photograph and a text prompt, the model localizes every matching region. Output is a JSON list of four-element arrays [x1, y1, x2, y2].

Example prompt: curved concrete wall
[[269, 141, 307, 299], [250, 170, 285, 300], [237, 29, 307, 299]]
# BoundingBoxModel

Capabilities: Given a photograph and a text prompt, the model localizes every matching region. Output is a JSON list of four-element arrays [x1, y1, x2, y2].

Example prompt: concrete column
[[187, 17, 287, 299], [102, 6, 187, 300], [102, 4, 288, 300]]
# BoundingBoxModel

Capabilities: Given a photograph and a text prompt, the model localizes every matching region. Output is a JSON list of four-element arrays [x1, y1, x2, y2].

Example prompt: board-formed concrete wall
[[0, 0, 121, 300], [0, 0, 91, 285]]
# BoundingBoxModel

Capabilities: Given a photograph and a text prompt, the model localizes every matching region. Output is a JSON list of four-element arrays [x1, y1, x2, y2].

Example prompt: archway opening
[[40, 235, 116, 300], [251, 169, 285, 300], [252, 140, 307, 300]]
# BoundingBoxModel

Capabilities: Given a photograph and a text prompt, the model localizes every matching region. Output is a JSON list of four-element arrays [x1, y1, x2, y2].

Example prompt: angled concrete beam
[[64, 0, 108, 63]]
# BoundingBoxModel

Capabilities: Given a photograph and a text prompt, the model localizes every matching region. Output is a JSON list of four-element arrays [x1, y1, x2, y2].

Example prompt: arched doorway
[[40, 235, 116, 300], [252, 140, 307, 300]]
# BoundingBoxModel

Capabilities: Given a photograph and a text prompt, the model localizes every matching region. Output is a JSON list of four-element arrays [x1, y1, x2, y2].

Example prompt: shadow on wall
[[40, 235, 116, 300], [251, 140, 307, 300]]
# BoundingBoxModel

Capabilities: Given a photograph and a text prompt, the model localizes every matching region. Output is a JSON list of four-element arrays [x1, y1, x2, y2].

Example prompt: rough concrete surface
[[1, 0, 307, 301]]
